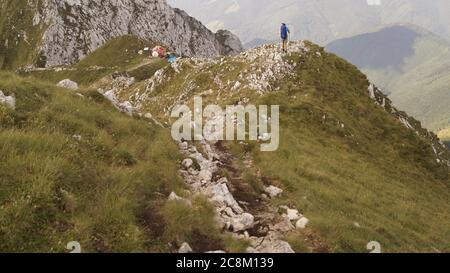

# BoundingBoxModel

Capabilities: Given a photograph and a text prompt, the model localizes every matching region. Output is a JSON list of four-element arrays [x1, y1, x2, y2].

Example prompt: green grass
[[75, 35, 154, 69], [18, 36, 162, 87], [0, 71, 245, 253]]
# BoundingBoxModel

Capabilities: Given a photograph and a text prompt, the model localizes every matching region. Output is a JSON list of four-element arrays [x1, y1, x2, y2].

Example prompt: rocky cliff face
[[3, 0, 243, 68]]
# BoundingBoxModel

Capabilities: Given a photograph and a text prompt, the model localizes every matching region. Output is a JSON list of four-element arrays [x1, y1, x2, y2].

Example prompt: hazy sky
[[168, 0, 450, 45]]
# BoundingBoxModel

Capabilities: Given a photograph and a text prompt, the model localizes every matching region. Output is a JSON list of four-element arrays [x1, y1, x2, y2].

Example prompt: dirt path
[[177, 138, 307, 253]]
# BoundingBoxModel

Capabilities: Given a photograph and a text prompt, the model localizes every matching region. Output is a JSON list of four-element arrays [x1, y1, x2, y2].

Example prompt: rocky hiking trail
[[176, 137, 330, 253]]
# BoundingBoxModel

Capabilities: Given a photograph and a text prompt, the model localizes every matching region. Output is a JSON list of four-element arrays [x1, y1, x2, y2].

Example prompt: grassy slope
[[111, 41, 450, 252], [0, 71, 247, 253], [19, 36, 163, 87]]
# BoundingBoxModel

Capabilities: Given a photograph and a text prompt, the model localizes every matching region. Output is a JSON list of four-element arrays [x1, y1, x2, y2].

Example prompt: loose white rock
[[198, 169, 212, 184], [182, 158, 194, 169], [231, 213, 255, 232], [168, 192, 183, 202], [208, 183, 243, 214], [0, 90, 15, 109], [168, 192, 192, 207], [117, 101, 134, 116], [296, 217, 310, 229], [178, 242, 193, 253], [264, 186, 283, 198], [57, 79, 79, 90], [287, 209, 301, 221]]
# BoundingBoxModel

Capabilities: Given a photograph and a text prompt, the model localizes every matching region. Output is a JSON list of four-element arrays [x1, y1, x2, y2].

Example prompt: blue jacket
[[281, 24, 289, 39]]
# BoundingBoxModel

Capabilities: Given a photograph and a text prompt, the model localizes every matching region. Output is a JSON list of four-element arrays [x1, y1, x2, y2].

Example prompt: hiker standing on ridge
[[280, 23, 290, 52]]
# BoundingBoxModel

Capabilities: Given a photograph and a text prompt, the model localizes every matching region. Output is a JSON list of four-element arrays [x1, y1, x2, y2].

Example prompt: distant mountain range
[[327, 25, 450, 134], [168, 0, 450, 46]]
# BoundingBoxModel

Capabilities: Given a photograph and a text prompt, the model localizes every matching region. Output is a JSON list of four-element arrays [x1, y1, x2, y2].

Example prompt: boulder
[[208, 183, 243, 214], [0, 90, 15, 109], [231, 213, 254, 232], [117, 101, 134, 116], [251, 232, 294, 253], [182, 158, 194, 169], [57, 79, 79, 90], [272, 216, 295, 232], [178, 242, 193, 253], [264, 186, 283, 198], [286, 208, 301, 221], [103, 90, 117, 103], [198, 169, 213, 184], [296, 217, 309, 229]]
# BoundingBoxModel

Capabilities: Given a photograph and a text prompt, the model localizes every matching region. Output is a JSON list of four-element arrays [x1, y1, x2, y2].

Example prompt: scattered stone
[[296, 217, 309, 229], [353, 222, 361, 228], [208, 183, 243, 214], [188, 168, 199, 176], [198, 169, 212, 184], [272, 216, 295, 232], [72, 134, 82, 141], [175, 114, 296, 254], [182, 158, 194, 169], [117, 101, 134, 116], [286, 209, 301, 221], [264, 186, 283, 198], [57, 79, 79, 90], [0, 90, 15, 109], [168, 192, 192, 207], [251, 232, 294, 253], [231, 213, 255, 232], [168, 192, 183, 202], [178, 242, 193, 253]]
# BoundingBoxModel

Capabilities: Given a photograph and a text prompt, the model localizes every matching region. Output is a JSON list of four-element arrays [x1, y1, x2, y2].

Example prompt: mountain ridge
[[0, 0, 244, 69]]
